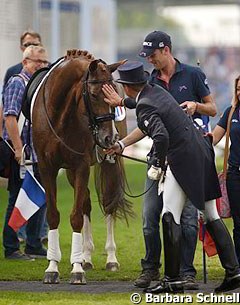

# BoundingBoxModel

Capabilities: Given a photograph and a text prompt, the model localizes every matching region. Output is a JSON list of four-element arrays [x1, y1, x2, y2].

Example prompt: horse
[[32, 50, 131, 284]]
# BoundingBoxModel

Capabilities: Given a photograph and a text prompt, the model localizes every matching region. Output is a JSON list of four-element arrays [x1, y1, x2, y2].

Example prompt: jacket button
[[185, 126, 189, 130]]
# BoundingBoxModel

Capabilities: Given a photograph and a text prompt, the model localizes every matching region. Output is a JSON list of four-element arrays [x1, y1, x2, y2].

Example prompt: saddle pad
[[22, 68, 49, 121], [30, 58, 65, 122]]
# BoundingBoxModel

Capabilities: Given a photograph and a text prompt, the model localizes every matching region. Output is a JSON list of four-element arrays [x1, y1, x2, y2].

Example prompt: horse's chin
[[98, 141, 116, 150]]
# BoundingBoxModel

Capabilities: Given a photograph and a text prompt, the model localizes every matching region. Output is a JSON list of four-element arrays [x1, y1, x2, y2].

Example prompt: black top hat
[[116, 61, 149, 84], [139, 31, 172, 58]]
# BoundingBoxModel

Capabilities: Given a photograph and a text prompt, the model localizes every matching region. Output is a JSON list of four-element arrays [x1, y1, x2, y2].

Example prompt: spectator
[[2, 30, 42, 91], [2, 45, 49, 259], [2, 29, 48, 243], [212, 75, 240, 265], [102, 61, 240, 293], [0, 102, 2, 138]]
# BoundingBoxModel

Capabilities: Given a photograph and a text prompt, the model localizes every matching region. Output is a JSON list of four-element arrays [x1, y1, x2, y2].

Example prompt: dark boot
[[162, 212, 182, 279], [144, 212, 184, 293], [206, 219, 240, 292]]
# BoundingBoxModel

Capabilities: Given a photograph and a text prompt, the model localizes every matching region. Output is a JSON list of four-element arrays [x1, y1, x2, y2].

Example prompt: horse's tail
[[94, 156, 134, 223]]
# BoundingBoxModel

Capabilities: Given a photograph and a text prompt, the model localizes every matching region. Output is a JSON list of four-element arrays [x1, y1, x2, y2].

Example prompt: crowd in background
[[121, 46, 240, 132], [176, 46, 240, 126]]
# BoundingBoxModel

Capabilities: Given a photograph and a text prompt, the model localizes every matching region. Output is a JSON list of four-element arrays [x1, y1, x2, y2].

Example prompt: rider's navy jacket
[[136, 84, 221, 210]]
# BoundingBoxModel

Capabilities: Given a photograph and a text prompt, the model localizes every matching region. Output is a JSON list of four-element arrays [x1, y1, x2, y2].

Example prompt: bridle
[[82, 61, 115, 144], [42, 59, 116, 155]]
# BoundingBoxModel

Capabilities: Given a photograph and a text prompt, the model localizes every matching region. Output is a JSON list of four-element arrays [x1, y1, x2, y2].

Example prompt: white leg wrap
[[71, 262, 84, 273], [47, 229, 61, 262], [83, 215, 95, 264], [45, 260, 59, 273], [105, 215, 119, 264], [70, 232, 83, 265]]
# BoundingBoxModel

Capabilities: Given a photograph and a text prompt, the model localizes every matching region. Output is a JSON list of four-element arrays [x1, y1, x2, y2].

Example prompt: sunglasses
[[26, 57, 49, 65], [22, 42, 40, 48]]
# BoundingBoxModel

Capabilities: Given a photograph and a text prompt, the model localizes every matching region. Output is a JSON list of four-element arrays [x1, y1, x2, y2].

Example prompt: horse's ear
[[88, 60, 99, 73], [108, 59, 128, 73]]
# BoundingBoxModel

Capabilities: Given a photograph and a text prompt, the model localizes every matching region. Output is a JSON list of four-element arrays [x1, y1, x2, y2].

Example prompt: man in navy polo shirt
[[137, 31, 217, 290], [103, 31, 217, 290]]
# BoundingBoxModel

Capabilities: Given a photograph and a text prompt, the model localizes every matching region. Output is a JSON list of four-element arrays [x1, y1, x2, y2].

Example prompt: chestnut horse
[[32, 50, 131, 284]]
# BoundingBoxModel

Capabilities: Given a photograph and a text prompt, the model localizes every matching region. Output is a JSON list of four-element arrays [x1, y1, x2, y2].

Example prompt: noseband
[[82, 64, 115, 139]]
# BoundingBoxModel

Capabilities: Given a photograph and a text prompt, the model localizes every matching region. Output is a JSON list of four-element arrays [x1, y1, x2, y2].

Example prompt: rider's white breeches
[[162, 168, 220, 224]]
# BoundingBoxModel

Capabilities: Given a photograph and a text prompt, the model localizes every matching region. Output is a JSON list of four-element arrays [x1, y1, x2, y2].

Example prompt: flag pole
[[202, 222, 207, 284], [197, 58, 207, 284]]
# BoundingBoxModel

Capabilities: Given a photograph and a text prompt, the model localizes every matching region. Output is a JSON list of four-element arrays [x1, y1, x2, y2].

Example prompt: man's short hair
[[22, 45, 47, 61], [20, 29, 42, 46]]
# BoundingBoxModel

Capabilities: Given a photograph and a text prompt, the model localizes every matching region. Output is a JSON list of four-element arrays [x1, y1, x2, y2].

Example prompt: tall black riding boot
[[144, 212, 184, 293], [206, 219, 240, 292]]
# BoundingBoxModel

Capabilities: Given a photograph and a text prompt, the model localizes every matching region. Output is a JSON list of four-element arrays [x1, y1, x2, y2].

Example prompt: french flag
[[8, 170, 46, 232]]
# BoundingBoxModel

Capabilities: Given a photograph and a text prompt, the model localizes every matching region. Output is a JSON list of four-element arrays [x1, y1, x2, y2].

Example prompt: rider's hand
[[147, 165, 163, 180], [102, 84, 123, 107], [104, 141, 124, 156]]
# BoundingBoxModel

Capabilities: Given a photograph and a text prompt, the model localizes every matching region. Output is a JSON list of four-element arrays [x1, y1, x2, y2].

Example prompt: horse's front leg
[[44, 229, 61, 284], [69, 166, 90, 285], [105, 214, 120, 271], [40, 168, 61, 284]]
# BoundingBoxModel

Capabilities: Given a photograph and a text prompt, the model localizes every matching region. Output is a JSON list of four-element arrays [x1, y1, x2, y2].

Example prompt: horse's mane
[[64, 49, 95, 62]]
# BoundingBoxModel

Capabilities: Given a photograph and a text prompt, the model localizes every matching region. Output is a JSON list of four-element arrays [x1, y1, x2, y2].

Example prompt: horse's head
[[83, 59, 124, 148]]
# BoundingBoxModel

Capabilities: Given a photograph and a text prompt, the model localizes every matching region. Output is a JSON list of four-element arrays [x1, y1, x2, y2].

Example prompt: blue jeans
[[3, 161, 45, 257], [180, 199, 198, 277], [141, 174, 198, 277], [227, 166, 240, 265], [17, 208, 48, 240]]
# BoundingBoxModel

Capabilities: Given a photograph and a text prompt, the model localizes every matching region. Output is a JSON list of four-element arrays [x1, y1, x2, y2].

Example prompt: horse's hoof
[[106, 262, 119, 272], [43, 272, 60, 284], [83, 262, 94, 271], [69, 272, 87, 285]]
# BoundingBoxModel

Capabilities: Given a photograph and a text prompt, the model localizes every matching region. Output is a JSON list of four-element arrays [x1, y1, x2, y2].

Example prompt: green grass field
[[0, 160, 234, 304]]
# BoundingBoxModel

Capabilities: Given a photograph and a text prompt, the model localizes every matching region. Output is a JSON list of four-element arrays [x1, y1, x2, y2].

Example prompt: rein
[[117, 153, 157, 198], [42, 77, 85, 155]]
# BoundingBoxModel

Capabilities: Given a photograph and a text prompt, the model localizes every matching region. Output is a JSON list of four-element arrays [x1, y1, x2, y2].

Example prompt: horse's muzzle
[[96, 132, 118, 149]]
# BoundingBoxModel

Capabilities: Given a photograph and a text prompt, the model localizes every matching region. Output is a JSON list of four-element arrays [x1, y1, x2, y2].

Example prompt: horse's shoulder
[[65, 49, 95, 62]]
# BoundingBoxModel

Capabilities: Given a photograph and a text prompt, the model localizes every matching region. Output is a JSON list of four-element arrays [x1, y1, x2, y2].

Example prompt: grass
[[0, 291, 226, 305], [0, 160, 234, 304], [0, 292, 133, 305]]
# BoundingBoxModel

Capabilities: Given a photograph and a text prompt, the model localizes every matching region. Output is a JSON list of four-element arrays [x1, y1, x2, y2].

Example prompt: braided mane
[[65, 49, 95, 61]]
